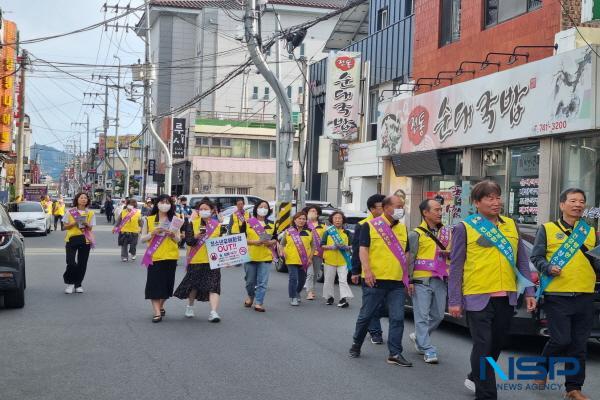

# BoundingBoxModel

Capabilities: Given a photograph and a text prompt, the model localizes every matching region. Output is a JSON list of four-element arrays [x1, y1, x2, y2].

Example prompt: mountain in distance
[[29, 143, 67, 181]]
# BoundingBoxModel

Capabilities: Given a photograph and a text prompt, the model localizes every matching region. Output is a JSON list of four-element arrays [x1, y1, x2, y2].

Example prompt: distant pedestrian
[[62, 192, 96, 294], [228, 198, 249, 234], [280, 212, 313, 306], [233, 200, 277, 312], [321, 211, 353, 308], [304, 205, 325, 300], [141, 198, 153, 217], [140, 194, 182, 323], [104, 196, 114, 223], [174, 199, 226, 322], [113, 198, 142, 262], [52, 196, 66, 231]]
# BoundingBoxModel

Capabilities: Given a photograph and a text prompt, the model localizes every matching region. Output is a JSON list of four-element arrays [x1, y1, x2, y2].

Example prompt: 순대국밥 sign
[[206, 234, 250, 270]]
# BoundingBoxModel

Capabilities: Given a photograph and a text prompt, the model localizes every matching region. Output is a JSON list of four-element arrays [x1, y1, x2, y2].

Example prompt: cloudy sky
[[3, 0, 145, 152]]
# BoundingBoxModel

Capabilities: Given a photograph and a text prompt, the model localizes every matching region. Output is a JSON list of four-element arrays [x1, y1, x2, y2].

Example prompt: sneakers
[[326, 297, 334, 305], [464, 376, 476, 393], [387, 354, 413, 367], [64, 285, 75, 294], [131, 255, 137, 260], [185, 305, 195, 318], [370, 333, 384, 345], [409, 332, 424, 355], [424, 352, 438, 364], [337, 298, 349, 308], [75, 286, 84, 294], [290, 298, 299, 306], [349, 343, 361, 358], [208, 310, 221, 323], [122, 258, 128, 262]]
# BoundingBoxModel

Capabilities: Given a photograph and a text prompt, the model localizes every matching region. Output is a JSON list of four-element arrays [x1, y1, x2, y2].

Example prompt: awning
[[391, 150, 442, 176]]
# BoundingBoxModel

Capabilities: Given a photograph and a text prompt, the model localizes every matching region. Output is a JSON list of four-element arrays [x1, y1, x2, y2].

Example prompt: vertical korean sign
[[0, 21, 16, 153], [324, 51, 361, 141], [98, 136, 106, 160], [172, 118, 186, 159]]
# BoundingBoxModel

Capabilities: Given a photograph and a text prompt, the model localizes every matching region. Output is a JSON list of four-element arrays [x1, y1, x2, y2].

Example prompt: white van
[[181, 194, 265, 211]]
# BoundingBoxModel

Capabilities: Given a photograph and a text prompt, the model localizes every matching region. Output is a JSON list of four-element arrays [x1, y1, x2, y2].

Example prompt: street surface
[[2, 218, 600, 400]]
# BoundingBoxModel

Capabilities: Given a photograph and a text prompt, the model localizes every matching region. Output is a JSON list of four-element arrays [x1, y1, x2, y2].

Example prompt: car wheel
[[4, 278, 25, 308], [275, 259, 288, 273], [41, 230, 47, 236]]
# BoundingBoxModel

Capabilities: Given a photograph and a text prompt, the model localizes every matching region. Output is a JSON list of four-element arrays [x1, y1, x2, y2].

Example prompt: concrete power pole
[[113, 55, 130, 197], [15, 49, 27, 199], [144, 0, 172, 195], [245, 0, 294, 230], [298, 57, 308, 212]]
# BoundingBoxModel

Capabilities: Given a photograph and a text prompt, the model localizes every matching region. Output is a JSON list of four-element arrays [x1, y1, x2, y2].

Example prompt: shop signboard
[[0, 20, 16, 153], [378, 46, 597, 156], [172, 118, 186, 159], [324, 51, 361, 141]]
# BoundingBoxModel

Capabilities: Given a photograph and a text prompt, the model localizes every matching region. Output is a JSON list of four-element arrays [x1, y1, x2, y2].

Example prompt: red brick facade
[[412, 0, 572, 93]]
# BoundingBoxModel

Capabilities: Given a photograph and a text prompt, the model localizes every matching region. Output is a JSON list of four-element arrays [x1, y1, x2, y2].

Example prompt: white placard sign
[[206, 234, 250, 270]]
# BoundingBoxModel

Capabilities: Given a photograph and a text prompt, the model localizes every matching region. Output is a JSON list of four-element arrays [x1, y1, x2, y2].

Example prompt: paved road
[[2, 217, 600, 400]]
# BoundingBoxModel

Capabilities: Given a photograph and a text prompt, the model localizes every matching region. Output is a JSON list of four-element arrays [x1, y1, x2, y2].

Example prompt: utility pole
[[113, 55, 130, 197], [143, 0, 172, 195], [84, 88, 109, 199], [245, 0, 294, 230], [15, 49, 27, 199], [297, 56, 308, 211]]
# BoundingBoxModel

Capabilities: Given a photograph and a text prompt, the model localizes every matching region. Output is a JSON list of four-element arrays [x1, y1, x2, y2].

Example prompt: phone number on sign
[[534, 120, 567, 133]]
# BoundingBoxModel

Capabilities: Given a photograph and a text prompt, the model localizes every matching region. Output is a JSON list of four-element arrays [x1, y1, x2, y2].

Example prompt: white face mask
[[158, 203, 171, 213], [126, 205, 134, 210], [392, 208, 405, 221], [257, 207, 269, 217], [199, 210, 212, 219]]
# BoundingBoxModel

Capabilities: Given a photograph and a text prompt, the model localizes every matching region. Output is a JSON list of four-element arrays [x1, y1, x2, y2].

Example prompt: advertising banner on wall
[[377, 46, 597, 156], [324, 51, 361, 141], [0, 20, 16, 153]]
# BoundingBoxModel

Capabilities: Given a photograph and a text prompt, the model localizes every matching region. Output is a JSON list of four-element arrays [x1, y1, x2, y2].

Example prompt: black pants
[[63, 237, 91, 287], [541, 294, 594, 392], [106, 212, 113, 223], [466, 297, 514, 400], [53, 215, 63, 231]]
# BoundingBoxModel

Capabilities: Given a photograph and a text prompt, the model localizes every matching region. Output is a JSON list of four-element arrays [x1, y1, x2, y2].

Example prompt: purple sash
[[141, 235, 166, 267], [307, 221, 323, 258], [235, 210, 246, 224], [287, 227, 310, 270], [414, 226, 451, 279], [369, 216, 409, 287], [113, 209, 138, 234], [186, 219, 219, 266], [68, 208, 96, 248], [247, 217, 279, 262]]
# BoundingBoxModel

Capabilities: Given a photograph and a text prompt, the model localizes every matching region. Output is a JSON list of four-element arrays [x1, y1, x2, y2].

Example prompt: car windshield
[[8, 202, 43, 213]]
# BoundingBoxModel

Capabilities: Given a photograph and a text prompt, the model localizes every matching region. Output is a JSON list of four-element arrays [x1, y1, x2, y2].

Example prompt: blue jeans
[[244, 262, 271, 305], [412, 278, 447, 353], [288, 265, 307, 299], [353, 281, 406, 356], [368, 302, 384, 336]]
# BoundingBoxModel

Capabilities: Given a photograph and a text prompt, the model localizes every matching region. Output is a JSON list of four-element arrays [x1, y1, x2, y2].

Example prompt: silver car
[[7, 202, 52, 236]]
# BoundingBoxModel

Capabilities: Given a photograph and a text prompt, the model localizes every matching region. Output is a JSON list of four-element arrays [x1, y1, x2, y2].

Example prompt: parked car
[[7, 201, 52, 236], [0, 204, 26, 308]]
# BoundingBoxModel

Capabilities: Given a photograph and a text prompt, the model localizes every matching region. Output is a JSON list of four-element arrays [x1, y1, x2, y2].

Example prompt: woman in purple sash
[[174, 199, 226, 322], [280, 212, 313, 306], [140, 194, 181, 323], [62, 192, 96, 294]]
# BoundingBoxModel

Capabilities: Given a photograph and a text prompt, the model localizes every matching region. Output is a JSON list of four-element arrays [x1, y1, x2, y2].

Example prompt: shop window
[[561, 136, 600, 229], [440, 0, 461, 46], [508, 144, 540, 225], [485, 0, 542, 28]]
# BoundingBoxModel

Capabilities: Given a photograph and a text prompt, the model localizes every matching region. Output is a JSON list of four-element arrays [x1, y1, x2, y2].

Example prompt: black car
[[0, 204, 26, 308]]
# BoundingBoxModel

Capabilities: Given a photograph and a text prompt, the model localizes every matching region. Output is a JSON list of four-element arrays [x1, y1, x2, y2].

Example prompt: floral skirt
[[174, 263, 221, 302]]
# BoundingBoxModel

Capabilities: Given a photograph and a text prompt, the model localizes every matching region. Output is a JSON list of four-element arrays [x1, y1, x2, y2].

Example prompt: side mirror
[[13, 220, 25, 231]]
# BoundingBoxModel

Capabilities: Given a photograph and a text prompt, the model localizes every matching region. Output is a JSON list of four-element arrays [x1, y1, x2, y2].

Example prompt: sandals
[[152, 315, 162, 323], [254, 305, 265, 312], [160, 309, 166, 316], [244, 297, 253, 308]]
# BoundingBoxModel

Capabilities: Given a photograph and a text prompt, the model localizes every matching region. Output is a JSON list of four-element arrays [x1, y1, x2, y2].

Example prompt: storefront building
[[379, 45, 600, 233]]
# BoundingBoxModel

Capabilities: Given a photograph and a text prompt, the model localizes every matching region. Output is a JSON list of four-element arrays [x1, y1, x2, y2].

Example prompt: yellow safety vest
[[413, 221, 450, 279], [310, 223, 326, 256], [462, 216, 519, 295], [42, 201, 52, 214], [323, 227, 350, 267], [243, 219, 276, 262], [543, 220, 597, 293], [188, 217, 222, 264], [53, 202, 65, 216], [283, 228, 312, 265], [64, 209, 94, 243], [119, 209, 142, 234], [231, 211, 250, 230], [363, 218, 408, 282], [146, 218, 180, 262]]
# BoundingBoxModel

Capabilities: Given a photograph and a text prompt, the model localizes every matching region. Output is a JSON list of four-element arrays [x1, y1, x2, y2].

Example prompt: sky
[[3, 0, 145, 153]]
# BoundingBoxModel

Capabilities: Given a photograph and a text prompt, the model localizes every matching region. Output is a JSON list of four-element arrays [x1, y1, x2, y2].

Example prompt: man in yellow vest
[[448, 180, 536, 400], [351, 194, 386, 344], [530, 188, 599, 400], [407, 199, 450, 364], [228, 198, 249, 234], [53, 197, 66, 231], [349, 194, 412, 367]]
